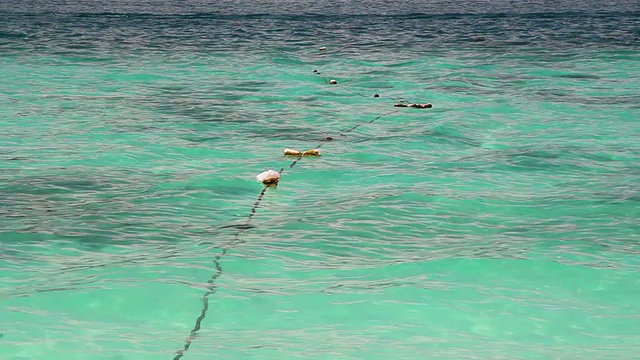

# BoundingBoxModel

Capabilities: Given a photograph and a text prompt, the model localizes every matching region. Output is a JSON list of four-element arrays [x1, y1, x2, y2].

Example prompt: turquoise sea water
[[2, 1, 640, 359]]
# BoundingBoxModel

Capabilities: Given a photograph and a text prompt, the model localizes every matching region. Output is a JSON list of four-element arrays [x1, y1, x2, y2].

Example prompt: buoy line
[[171, 47, 432, 359]]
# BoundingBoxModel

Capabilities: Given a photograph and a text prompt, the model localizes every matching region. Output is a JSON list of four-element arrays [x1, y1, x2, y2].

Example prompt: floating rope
[[172, 56, 430, 358]]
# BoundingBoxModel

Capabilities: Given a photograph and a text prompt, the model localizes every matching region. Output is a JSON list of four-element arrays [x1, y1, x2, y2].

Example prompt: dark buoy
[[374, 94, 380, 98], [329, 79, 337, 84], [415, 103, 432, 108], [326, 136, 333, 140], [313, 70, 318, 73]]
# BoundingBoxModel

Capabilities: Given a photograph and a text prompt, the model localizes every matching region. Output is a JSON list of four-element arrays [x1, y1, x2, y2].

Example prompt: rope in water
[[172, 63, 421, 359], [172, 187, 266, 360]]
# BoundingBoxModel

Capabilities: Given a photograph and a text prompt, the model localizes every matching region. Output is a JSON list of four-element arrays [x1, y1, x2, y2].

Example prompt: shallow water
[[1, 1, 640, 359]]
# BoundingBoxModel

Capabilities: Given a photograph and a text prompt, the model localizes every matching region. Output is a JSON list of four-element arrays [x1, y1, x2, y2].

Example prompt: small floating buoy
[[284, 148, 302, 156], [319, 47, 327, 51], [256, 169, 281, 186], [374, 94, 380, 98], [326, 136, 333, 140], [329, 79, 337, 84], [313, 70, 318, 73], [302, 149, 321, 156], [410, 103, 432, 108], [394, 102, 432, 108]]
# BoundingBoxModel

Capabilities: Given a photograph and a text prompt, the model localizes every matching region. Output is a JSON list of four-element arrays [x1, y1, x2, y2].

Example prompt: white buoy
[[284, 148, 302, 156], [256, 169, 281, 186]]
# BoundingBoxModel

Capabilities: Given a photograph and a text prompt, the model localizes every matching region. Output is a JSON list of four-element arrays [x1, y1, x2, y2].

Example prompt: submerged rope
[[173, 185, 268, 360], [172, 63, 422, 358]]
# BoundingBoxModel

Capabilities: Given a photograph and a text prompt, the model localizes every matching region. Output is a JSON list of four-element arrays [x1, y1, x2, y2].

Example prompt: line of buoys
[[172, 45, 434, 359]]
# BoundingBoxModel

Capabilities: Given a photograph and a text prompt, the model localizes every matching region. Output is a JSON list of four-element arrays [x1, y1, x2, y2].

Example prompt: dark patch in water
[[424, 126, 481, 147], [0, 31, 28, 39], [221, 80, 270, 92], [553, 73, 601, 79], [182, 135, 226, 143], [499, 40, 531, 46], [248, 125, 328, 142], [505, 149, 561, 160], [49, 179, 103, 190], [219, 223, 255, 230], [1, 177, 110, 196]]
